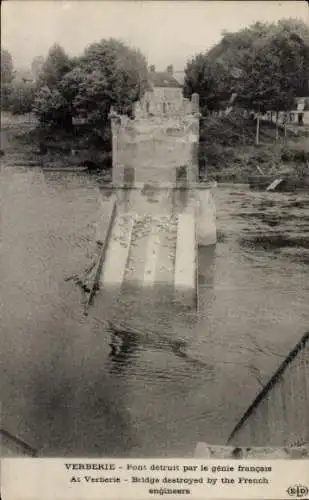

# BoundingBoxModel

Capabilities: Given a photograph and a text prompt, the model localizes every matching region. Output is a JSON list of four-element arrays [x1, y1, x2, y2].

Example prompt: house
[[135, 65, 184, 117], [294, 96, 309, 125], [265, 97, 309, 127]]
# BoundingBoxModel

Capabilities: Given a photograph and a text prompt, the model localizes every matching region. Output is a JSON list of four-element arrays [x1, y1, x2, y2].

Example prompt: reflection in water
[[198, 245, 216, 286], [108, 331, 140, 374], [1, 169, 309, 456], [107, 322, 213, 373]]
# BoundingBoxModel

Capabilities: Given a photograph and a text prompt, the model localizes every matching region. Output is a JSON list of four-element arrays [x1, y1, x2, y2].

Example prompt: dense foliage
[[9, 78, 36, 115], [183, 56, 230, 114], [1, 50, 36, 114], [184, 19, 309, 116], [36, 44, 74, 90], [1, 48, 15, 109], [3, 19, 309, 152], [31, 55, 45, 83], [33, 38, 149, 130]]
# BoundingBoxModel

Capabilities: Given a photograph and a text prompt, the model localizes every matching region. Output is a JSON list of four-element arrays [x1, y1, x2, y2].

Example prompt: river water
[[1, 167, 309, 457]]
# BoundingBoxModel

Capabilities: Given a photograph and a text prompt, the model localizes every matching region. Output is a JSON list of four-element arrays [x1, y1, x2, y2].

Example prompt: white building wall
[[136, 86, 184, 117]]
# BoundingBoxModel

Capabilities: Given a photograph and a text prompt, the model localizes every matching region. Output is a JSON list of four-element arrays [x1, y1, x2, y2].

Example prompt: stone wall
[[110, 93, 200, 187], [109, 92, 217, 247], [136, 87, 185, 117], [228, 331, 309, 448]]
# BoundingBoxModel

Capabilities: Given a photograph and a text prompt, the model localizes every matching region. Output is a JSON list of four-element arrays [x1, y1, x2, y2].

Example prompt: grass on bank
[[199, 113, 309, 182], [1, 111, 309, 179], [1, 113, 112, 169]]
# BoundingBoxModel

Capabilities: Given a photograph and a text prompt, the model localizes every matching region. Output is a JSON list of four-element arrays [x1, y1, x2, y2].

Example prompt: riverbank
[[1, 112, 309, 185], [199, 113, 309, 183], [1, 113, 112, 171]]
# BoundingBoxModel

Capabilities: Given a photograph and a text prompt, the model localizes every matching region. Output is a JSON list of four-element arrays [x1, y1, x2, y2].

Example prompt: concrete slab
[[142, 221, 161, 286], [154, 215, 178, 287], [174, 208, 197, 307], [124, 215, 153, 284], [95, 196, 117, 246], [100, 214, 135, 287], [197, 187, 217, 246]]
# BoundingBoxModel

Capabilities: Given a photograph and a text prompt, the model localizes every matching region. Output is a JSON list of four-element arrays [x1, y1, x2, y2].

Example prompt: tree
[[208, 22, 276, 76], [37, 44, 73, 89], [31, 55, 45, 83], [33, 85, 73, 129], [198, 19, 309, 143], [276, 18, 309, 43], [60, 68, 110, 125], [236, 25, 309, 142], [206, 19, 309, 102], [33, 38, 149, 130], [1, 48, 14, 110], [275, 19, 309, 97], [1, 48, 14, 84], [32, 44, 76, 129], [9, 78, 36, 115], [183, 55, 230, 114], [77, 38, 149, 117]]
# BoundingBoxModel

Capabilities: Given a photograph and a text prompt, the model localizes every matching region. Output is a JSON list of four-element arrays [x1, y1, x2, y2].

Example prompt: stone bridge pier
[[97, 93, 216, 310]]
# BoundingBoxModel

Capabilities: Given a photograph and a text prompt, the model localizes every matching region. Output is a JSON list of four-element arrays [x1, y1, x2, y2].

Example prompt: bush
[[281, 147, 295, 162], [33, 86, 73, 130], [282, 140, 309, 163], [9, 80, 36, 115], [292, 149, 308, 163], [200, 143, 226, 167]]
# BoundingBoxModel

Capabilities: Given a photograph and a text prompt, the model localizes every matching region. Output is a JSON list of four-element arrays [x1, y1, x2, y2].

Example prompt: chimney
[[149, 65, 156, 73], [166, 65, 173, 75]]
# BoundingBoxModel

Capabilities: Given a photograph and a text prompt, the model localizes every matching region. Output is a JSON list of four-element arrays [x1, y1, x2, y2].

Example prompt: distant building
[[264, 97, 309, 126], [135, 65, 185, 117], [293, 96, 309, 125]]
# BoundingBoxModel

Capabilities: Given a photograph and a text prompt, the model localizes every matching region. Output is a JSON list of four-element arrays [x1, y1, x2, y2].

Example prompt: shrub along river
[[1, 167, 309, 457]]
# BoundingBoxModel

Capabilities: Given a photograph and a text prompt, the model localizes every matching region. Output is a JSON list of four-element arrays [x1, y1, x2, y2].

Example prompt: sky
[[2, 0, 309, 71]]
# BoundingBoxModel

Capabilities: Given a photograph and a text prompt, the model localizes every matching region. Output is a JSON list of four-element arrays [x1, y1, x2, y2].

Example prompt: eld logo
[[287, 485, 309, 498]]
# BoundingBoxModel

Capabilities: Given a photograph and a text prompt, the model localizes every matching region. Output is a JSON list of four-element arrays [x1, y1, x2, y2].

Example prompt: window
[[163, 102, 166, 114], [146, 101, 150, 113]]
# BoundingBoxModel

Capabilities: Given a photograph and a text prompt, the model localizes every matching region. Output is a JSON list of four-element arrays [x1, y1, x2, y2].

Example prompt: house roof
[[148, 71, 182, 88], [173, 71, 185, 86]]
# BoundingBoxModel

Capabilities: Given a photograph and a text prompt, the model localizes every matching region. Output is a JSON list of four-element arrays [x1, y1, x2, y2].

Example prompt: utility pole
[[255, 106, 260, 146]]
